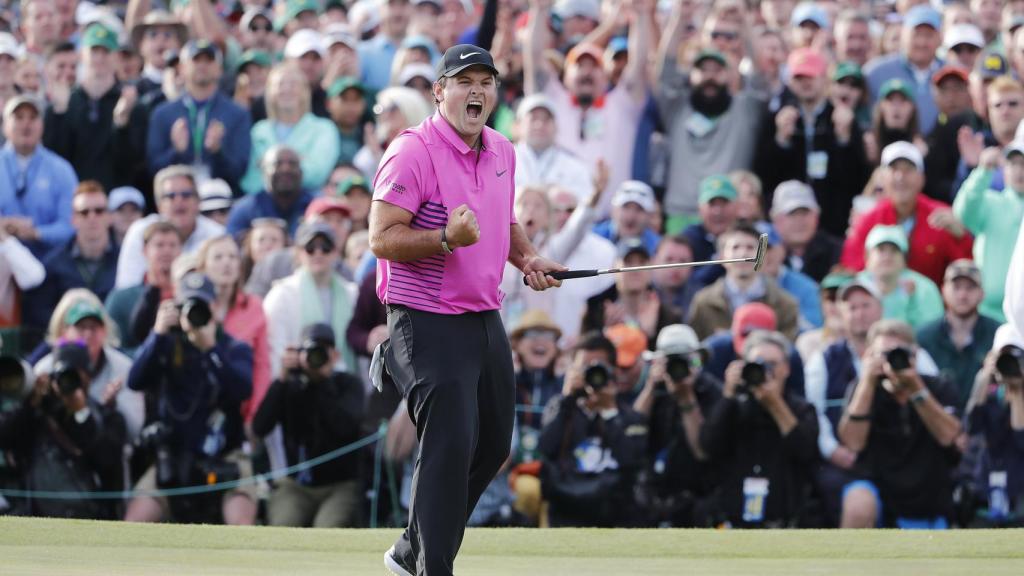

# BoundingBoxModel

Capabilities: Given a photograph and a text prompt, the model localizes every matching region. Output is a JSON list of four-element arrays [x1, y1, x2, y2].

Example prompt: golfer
[[370, 45, 565, 576]]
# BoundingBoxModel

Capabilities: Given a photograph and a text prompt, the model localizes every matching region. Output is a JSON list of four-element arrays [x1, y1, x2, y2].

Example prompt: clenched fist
[[775, 106, 799, 146], [445, 204, 480, 249]]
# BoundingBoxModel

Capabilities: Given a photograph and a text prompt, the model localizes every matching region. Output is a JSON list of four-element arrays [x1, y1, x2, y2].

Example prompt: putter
[[523, 233, 769, 285]]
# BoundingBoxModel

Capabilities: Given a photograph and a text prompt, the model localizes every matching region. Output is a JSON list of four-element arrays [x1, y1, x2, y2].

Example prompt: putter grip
[[522, 269, 598, 285]]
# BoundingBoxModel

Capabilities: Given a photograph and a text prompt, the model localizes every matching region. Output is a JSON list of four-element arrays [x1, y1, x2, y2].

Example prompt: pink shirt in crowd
[[543, 81, 645, 216], [223, 291, 272, 423], [373, 112, 517, 314]]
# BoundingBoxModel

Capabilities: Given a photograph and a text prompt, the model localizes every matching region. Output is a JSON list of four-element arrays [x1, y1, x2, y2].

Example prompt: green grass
[[2, 516, 1024, 575]]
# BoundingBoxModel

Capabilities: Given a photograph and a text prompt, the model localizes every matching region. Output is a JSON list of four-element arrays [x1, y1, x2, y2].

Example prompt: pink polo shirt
[[373, 112, 517, 314]]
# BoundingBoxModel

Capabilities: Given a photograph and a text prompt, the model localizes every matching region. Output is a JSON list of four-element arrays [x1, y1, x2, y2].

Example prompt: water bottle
[[989, 471, 1009, 521]]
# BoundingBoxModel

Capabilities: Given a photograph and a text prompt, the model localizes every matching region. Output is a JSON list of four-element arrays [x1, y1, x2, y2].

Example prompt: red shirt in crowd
[[841, 194, 974, 286]]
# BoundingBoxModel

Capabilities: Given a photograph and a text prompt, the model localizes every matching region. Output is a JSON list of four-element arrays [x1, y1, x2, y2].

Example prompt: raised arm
[[656, 0, 696, 82], [621, 0, 654, 103], [523, 0, 554, 95]]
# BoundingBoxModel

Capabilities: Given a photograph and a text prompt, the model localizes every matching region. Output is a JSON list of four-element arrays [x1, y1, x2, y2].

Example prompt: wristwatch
[[440, 227, 454, 255], [910, 388, 931, 406]]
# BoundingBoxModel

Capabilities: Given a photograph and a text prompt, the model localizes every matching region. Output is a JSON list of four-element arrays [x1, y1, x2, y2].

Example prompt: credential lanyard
[[183, 97, 209, 162]]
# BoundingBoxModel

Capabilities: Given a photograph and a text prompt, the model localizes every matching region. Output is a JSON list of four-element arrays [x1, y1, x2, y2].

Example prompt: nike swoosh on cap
[[459, 52, 481, 60]]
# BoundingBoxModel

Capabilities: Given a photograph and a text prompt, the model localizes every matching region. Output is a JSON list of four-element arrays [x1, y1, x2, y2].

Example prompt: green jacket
[[952, 167, 1024, 322], [856, 270, 944, 330], [241, 113, 341, 195]]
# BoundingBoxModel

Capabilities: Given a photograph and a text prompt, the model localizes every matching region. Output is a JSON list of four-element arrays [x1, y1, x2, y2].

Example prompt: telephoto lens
[[741, 361, 769, 388], [583, 362, 612, 391], [304, 345, 330, 370], [885, 346, 912, 372], [53, 368, 82, 396], [665, 354, 691, 382], [182, 298, 213, 328], [995, 346, 1024, 379]]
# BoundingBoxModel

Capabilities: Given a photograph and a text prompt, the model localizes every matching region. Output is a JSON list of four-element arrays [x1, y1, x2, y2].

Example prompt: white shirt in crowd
[[114, 214, 225, 289], [514, 142, 594, 204]]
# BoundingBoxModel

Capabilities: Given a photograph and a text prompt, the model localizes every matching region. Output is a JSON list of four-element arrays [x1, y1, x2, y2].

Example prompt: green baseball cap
[[237, 50, 272, 73], [865, 224, 908, 253], [832, 61, 863, 83], [337, 175, 371, 196], [82, 24, 119, 52], [693, 48, 727, 68], [327, 76, 365, 99], [65, 301, 105, 327], [821, 272, 854, 291], [880, 78, 914, 100], [698, 175, 738, 204], [275, 0, 321, 32]]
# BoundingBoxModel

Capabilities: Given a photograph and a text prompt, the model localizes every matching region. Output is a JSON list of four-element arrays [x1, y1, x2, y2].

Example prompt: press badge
[[742, 477, 770, 523], [807, 151, 828, 180], [685, 113, 715, 138]]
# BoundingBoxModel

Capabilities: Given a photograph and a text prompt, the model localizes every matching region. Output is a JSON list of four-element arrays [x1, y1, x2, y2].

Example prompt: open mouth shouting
[[466, 99, 484, 120]]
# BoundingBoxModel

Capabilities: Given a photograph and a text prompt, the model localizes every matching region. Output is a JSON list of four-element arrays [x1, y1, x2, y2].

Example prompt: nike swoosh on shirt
[[496, 169, 508, 177], [460, 52, 481, 60]]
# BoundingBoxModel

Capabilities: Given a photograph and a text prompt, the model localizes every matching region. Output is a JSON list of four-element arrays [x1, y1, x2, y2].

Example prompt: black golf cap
[[436, 44, 499, 80], [300, 323, 336, 348]]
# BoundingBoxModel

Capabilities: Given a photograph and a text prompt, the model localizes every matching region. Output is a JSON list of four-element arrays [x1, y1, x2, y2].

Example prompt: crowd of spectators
[[1, 0, 1024, 530]]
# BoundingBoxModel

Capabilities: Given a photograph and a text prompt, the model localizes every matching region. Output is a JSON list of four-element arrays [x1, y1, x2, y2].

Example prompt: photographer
[[701, 331, 819, 528], [253, 323, 365, 528], [633, 324, 722, 527], [123, 272, 255, 525], [838, 320, 962, 528], [537, 331, 648, 527], [964, 324, 1024, 524], [0, 342, 126, 519]]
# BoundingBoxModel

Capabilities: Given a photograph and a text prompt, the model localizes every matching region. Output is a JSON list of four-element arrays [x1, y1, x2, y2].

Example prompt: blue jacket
[[779, 268, 823, 330], [864, 54, 943, 136], [23, 236, 119, 334], [226, 190, 314, 238], [703, 332, 806, 398], [128, 331, 253, 456], [591, 220, 661, 256], [0, 143, 77, 252], [146, 92, 252, 190]]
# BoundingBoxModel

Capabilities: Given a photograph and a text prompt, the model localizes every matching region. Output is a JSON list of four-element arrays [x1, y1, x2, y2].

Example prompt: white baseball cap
[[994, 323, 1024, 351], [943, 24, 984, 51], [284, 29, 325, 59], [611, 180, 656, 213], [771, 180, 820, 216], [108, 187, 146, 211], [397, 62, 435, 86], [0, 32, 19, 59], [323, 23, 358, 50], [199, 179, 233, 212], [655, 324, 702, 355], [880, 141, 924, 172], [516, 93, 557, 119]]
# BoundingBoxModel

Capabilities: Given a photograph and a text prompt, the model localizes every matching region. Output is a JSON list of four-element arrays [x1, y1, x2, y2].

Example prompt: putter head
[[752, 233, 768, 272]]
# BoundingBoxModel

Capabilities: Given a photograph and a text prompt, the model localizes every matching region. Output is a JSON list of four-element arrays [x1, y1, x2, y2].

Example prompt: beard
[[690, 83, 732, 117]]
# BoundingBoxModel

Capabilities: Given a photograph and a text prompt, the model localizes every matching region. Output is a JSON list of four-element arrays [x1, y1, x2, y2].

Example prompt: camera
[[136, 422, 176, 487], [52, 366, 83, 396], [178, 297, 212, 329], [885, 346, 912, 372], [0, 355, 33, 402], [665, 354, 691, 382], [741, 360, 770, 389], [996, 346, 1024, 379], [583, 362, 613, 392], [303, 345, 330, 371]]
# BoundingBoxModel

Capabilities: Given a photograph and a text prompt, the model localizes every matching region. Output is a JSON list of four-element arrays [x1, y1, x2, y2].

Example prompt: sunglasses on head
[[304, 239, 335, 254]]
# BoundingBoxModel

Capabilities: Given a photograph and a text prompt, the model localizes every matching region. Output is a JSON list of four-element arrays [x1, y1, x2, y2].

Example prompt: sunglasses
[[522, 329, 557, 341], [304, 240, 335, 254], [161, 190, 196, 201], [710, 30, 739, 41], [75, 207, 106, 216], [146, 29, 179, 40]]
